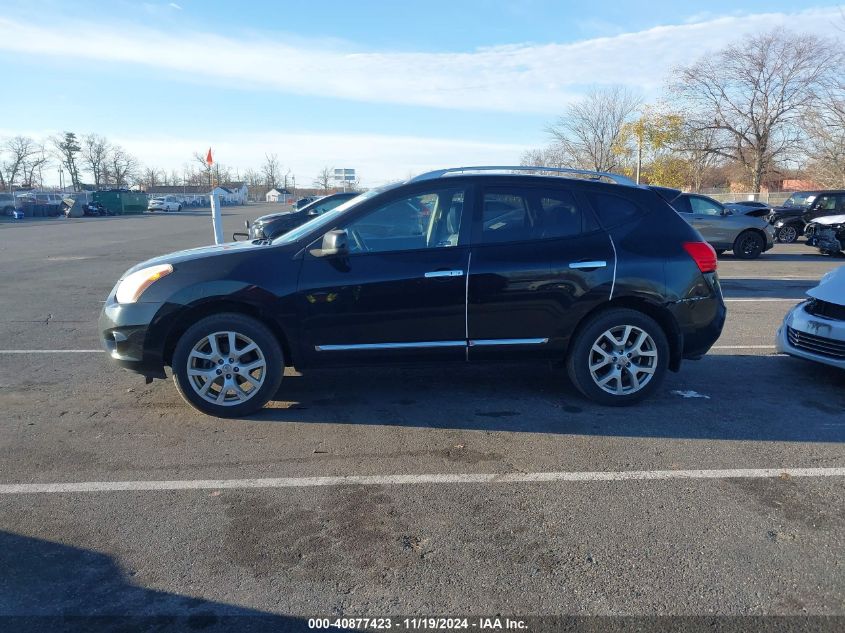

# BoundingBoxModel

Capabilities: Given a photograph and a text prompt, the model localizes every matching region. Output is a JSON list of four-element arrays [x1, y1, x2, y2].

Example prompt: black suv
[[768, 190, 845, 243], [100, 167, 726, 417], [242, 192, 359, 240]]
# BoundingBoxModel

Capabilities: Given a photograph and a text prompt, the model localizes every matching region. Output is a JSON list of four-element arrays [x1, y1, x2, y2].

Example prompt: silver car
[[651, 188, 775, 259], [777, 266, 845, 370]]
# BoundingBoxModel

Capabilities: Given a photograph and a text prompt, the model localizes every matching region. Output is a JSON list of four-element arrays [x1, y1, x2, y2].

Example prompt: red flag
[[205, 148, 213, 166]]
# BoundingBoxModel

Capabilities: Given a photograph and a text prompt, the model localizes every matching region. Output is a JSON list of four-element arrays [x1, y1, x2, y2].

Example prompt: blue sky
[[1, 1, 842, 186]]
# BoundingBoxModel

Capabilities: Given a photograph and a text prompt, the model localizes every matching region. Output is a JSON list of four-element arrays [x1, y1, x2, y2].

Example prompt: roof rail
[[409, 166, 638, 187]]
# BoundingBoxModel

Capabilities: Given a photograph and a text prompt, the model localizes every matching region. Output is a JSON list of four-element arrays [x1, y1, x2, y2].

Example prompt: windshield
[[783, 192, 816, 208], [272, 184, 401, 245]]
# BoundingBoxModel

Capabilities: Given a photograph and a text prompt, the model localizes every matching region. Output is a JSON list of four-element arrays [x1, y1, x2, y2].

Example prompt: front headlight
[[115, 264, 173, 304], [774, 220, 784, 227]]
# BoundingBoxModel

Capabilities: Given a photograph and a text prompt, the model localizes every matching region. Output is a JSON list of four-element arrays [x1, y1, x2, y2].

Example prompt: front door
[[297, 184, 471, 365], [467, 184, 615, 360]]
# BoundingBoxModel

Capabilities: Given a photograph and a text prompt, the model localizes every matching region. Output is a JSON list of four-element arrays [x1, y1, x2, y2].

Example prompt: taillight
[[683, 241, 718, 273]]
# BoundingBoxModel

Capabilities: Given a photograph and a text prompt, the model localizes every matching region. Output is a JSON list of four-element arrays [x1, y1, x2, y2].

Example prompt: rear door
[[688, 195, 733, 246], [467, 182, 614, 360]]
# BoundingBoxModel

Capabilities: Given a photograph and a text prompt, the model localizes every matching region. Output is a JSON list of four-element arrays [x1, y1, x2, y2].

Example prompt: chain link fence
[[703, 191, 792, 206]]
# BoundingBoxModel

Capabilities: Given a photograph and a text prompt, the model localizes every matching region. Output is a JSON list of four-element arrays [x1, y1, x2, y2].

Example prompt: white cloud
[[0, 7, 842, 114]]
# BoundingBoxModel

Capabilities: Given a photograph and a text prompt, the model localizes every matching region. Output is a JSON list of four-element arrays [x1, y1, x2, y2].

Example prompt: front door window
[[344, 187, 464, 253]]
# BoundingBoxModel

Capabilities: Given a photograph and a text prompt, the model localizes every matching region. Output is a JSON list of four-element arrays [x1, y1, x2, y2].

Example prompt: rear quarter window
[[585, 191, 645, 227]]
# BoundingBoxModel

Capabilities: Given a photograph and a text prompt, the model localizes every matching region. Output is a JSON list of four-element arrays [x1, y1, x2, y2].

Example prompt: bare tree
[[108, 146, 139, 187], [803, 97, 845, 187], [546, 86, 641, 172], [21, 143, 49, 189], [671, 29, 840, 191], [313, 166, 333, 193], [52, 132, 82, 191], [81, 134, 111, 189], [262, 153, 281, 188], [672, 124, 721, 192], [2, 136, 39, 192], [243, 168, 263, 187], [519, 145, 568, 169], [192, 152, 213, 187], [141, 167, 163, 188]]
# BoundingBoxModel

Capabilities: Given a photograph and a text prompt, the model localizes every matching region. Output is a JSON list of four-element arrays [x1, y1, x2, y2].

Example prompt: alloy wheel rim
[[780, 226, 797, 243], [588, 325, 658, 396], [740, 235, 760, 255], [186, 331, 266, 406]]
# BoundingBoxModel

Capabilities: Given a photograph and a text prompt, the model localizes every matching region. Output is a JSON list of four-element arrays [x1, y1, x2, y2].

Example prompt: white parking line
[[1, 467, 842, 495], [0, 349, 103, 353], [720, 276, 818, 281], [723, 298, 798, 302], [712, 345, 776, 350]]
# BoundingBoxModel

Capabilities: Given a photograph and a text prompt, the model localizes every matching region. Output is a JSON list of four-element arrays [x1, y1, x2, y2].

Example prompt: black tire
[[177, 205, 182, 211], [565, 308, 669, 406], [776, 225, 798, 243], [172, 313, 283, 417], [732, 230, 764, 259]]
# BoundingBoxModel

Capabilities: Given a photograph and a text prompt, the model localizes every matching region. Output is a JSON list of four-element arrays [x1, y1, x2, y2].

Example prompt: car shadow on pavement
[[719, 278, 819, 298], [0, 531, 308, 632], [721, 251, 840, 262], [250, 355, 845, 443]]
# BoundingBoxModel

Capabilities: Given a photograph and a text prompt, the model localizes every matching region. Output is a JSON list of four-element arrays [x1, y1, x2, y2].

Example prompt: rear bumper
[[99, 300, 167, 378], [668, 273, 727, 360]]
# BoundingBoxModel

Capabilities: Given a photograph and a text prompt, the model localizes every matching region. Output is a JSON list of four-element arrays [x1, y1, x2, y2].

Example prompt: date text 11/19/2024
[[308, 617, 528, 630]]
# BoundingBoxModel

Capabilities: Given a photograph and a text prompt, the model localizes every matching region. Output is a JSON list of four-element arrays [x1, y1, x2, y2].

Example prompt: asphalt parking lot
[[1, 205, 844, 629]]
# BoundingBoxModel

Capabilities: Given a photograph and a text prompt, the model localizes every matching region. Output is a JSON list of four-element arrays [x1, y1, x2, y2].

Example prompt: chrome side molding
[[425, 270, 464, 278], [468, 338, 549, 347], [569, 261, 607, 269], [315, 341, 465, 352]]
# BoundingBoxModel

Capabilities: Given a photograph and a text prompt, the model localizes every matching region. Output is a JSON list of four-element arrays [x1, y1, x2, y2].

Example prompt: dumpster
[[93, 190, 148, 215]]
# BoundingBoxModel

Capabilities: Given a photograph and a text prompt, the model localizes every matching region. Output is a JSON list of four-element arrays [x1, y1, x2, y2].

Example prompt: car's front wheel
[[566, 308, 668, 406], [776, 225, 798, 243], [732, 230, 765, 259], [172, 313, 283, 417]]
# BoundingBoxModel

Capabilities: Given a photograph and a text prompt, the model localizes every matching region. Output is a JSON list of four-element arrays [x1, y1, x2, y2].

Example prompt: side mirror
[[314, 229, 349, 257]]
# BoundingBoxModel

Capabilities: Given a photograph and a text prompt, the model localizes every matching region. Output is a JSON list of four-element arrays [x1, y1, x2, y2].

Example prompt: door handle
[[424, 270, 464, 278], [568, 260, 607, 270]]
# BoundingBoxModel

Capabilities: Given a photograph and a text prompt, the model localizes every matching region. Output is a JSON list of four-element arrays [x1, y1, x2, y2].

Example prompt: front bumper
[[764, 225, 776, 251], [776, 301, 845, 370], [99, 300, 168, 378]]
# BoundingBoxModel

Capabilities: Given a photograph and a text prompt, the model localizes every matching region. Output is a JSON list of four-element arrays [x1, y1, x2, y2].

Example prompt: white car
[[777, 266, 845, 370], [147, 196, 182, 212]]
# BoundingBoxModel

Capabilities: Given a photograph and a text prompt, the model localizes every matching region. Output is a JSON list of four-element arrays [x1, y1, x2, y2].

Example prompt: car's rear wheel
[[566, 309, 668, 406], [172, 313, 283, 417], [776, 225, 798, 243], [732, 231, 764, 259]]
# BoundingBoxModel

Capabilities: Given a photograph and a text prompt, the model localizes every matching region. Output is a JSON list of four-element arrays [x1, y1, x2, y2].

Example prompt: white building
[[266, 188, 293, 203]]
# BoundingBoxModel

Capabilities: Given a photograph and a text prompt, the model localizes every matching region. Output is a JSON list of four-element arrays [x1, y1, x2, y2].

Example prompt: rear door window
[[480, 186, 591, 244], [585, 191, 646, 225]]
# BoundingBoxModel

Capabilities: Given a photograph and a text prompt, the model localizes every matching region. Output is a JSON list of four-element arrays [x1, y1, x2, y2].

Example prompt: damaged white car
[[804, 214, 845, 255], [777, 266, 845, 369]]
